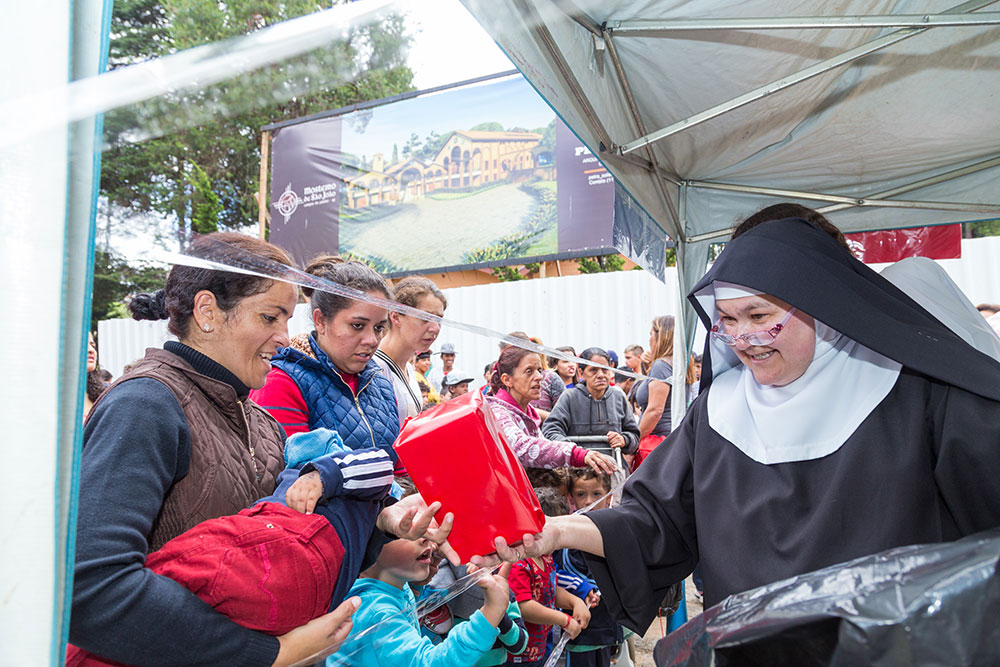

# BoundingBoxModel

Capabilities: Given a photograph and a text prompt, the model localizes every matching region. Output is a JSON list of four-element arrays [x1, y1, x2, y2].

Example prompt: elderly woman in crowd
[[483, 215, 1000, 633], [487, 345, 617, 475]]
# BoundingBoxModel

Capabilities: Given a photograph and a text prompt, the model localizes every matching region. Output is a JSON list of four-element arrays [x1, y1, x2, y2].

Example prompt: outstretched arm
[[471, 514, 605, 569]]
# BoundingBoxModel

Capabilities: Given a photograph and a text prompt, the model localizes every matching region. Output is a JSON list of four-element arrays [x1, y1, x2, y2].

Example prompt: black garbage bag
[[654, 529, 1000, 666]]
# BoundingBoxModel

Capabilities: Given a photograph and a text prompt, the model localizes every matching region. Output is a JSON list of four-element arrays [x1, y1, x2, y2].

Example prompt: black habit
[[585, 217, 1000, 632]]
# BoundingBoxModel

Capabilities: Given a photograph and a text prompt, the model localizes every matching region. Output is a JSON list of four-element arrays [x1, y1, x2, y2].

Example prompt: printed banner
[[268, 75, 667, 279]]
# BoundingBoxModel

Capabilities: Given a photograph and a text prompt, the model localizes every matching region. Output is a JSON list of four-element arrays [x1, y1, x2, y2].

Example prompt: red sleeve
[[508, 561, 534, 603], [249, 367, 309, 437]]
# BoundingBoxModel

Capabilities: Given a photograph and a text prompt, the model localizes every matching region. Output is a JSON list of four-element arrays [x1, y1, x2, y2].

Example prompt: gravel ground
[[629, 576, 703, 667]]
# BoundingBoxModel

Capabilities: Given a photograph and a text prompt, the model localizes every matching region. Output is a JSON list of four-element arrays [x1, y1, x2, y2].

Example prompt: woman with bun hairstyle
[[251, 255, 400, 453], [487, 345, 618, 475], [70, 232, 357, 666]]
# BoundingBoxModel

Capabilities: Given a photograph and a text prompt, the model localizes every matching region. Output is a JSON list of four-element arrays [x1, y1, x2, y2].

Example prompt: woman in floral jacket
[[486, 345, 616, 475]]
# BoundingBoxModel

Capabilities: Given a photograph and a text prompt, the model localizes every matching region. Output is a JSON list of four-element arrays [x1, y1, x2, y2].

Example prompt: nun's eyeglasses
[[710, 308, 797, 347]]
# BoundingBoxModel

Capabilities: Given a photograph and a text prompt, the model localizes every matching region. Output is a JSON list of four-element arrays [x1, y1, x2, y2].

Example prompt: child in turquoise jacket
[[331, 537, 512, 666]]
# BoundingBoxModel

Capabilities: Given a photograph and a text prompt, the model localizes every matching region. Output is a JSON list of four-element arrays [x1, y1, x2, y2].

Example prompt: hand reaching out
[[571, 597, 591, 629], [583, 449, 617, 475], [376, 493, 460, 565], [285, 471, 323, 514], [469, 517, 563, 569], [470, 562, 513, 627]]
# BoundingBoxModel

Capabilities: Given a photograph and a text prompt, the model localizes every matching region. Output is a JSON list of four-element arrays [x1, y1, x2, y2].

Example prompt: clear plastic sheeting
[[653, 529, 1000, 666]]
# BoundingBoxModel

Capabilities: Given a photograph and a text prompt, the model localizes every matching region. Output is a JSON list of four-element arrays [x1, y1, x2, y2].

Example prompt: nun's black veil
[[689, 217, 1000, 400]]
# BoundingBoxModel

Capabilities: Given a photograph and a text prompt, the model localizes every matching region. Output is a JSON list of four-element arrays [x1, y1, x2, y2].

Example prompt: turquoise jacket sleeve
[[368, 610, 498, 666]]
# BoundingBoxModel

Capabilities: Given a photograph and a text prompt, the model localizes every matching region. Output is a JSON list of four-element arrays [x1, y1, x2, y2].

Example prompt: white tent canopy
[[460, 0, 1000, 243], [460, 0, 1000, 420]]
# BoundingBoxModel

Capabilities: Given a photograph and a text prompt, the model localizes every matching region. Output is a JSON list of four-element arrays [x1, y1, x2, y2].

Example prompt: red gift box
[[394, 390, 545, 561]]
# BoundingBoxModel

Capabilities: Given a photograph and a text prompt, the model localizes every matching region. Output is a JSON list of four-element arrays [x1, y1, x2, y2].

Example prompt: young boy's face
[[377, 538, 435, 585], [571, 477, 611, 511], [411, 550, 444, 587]]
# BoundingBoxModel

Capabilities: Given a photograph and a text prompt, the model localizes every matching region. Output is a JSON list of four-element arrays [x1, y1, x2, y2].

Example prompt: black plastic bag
[[654, 529, 1000, 666]]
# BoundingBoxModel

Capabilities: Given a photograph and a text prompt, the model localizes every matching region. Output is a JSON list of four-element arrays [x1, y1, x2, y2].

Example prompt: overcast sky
[[405, 0, 514, 89]]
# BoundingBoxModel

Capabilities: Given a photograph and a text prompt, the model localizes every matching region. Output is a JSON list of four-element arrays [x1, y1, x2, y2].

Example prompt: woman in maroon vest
[[70, 233, 368, 666]]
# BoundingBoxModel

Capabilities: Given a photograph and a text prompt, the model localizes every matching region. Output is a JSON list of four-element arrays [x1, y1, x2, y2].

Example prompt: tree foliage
[[91, 250, 169, 331], [576, 254, 626, 274], [100, 0, 415, 249], [963, 219, 1000, 238], [470, 121, 504, 132]]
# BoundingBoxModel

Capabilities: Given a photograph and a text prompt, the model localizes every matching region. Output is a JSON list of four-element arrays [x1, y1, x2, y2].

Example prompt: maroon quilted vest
[[103, 348, 286, 551]]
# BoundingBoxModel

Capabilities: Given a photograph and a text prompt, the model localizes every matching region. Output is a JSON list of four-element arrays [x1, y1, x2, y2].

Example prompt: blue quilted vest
[[271, 334, 400, 457]]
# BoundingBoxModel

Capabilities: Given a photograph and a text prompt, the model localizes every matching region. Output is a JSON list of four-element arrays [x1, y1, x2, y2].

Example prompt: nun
[[482, 216, 1000, 632]]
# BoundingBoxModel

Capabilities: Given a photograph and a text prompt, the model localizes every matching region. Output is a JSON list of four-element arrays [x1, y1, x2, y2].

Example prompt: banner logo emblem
[[275, 183, 300, 223]]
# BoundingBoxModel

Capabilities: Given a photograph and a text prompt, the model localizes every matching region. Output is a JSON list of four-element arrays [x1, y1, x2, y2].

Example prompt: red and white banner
[[847, 224, 962, 264]]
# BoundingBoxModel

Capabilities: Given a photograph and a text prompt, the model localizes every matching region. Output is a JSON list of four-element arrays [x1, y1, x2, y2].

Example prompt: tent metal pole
[[607, 13, 1000, 34], [604, 28, 683, 239], [605, 151, 682, 187], [512, 0, 615, 152], [551, 0, 603, 38], [688, 179, 866, 204], [687, 179, 1000, 213], [672, 187, 690, 427], [688, 228, 735, 244], [617, 0, 997, 156], [834, 200, 1000, 213], [818, 155, 1000, 213]]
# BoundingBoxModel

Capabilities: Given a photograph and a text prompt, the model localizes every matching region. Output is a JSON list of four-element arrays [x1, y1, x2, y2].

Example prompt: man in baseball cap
[[428, 342, 457, 393]]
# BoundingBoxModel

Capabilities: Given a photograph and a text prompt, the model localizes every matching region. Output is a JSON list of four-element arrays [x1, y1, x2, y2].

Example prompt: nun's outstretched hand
[[376, 494, 461, 565], [469, 519, 563, 568], [470, 514, 606, 568]]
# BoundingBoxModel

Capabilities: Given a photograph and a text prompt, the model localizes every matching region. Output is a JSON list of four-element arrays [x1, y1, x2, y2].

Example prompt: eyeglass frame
[[710, 307, 798, 347]]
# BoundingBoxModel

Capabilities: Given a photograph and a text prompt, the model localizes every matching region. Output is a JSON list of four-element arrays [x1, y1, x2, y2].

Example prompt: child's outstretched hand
[[376, 494, 460, 565], [286, 471, 323, 514], [584, 589, 600, 608], [470, 562, 512, 627]]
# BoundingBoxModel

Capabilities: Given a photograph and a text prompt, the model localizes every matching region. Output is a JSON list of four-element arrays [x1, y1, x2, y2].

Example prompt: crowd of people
[[69, 203, 1000, 666]]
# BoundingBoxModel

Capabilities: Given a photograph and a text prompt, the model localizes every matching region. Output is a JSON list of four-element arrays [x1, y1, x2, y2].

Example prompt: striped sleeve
[[303, 447, 394, 501], [496, 598, 530, 655], [250, 367, 310, 437]]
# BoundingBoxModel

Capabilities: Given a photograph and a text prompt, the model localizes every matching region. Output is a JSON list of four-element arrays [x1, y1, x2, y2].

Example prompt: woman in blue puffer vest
[[251, 255, 400, 456]]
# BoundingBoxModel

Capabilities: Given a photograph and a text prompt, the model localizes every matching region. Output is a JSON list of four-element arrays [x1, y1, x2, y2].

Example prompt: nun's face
[[716, 294, 815, 387]]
